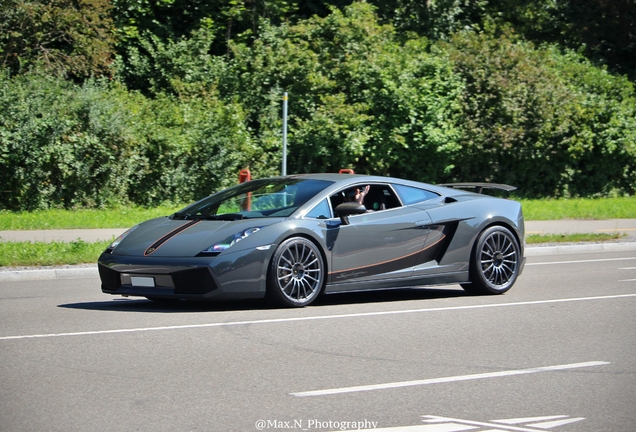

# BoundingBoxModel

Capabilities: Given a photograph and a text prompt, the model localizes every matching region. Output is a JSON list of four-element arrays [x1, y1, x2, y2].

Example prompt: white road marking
[[417, 415, 586, 432], [341, 415, 589, 431], [526, 417, 586, 429], [1, 294, 636, 341], [289, 361, 609, 397], [526, 256, 636, 266], [358, 426, 471, 432], [493, 415, 569, 425], [618, 265, 636, 281]]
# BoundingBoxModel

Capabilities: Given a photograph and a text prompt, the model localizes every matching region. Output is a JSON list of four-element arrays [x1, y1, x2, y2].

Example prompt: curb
[[0, 266, 98, 282], [524, 241, 636, 256], [2, 241, 636, 283]]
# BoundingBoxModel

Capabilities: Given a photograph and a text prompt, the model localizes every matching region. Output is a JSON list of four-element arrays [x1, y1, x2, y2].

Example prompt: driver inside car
[[344, 185, 370, 205]]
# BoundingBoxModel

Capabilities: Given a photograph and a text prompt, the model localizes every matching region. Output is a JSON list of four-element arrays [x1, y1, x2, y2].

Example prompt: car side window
[[393, 184, 440, 205], [329, 184, 402, 212], [363, 185, 401, 211], [305, 199, 332, 219]]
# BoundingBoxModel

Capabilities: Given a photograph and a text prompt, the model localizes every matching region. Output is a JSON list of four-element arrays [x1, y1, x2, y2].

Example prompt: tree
[[228, 3, 464, 179], [0, 0, 116, 79], [446, 28, 636, 197], [516, 0, 636, 80], [367, 0, 636, 80], [112, 0, 310, 91]]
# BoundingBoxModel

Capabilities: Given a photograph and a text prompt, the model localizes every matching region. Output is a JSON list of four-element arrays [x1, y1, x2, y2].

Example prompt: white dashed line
[[1, 295, 635, 341], [290, 361, 610, 397]]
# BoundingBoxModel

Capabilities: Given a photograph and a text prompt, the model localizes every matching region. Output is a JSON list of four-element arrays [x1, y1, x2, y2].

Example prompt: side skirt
[[324, 271, 468, 294]]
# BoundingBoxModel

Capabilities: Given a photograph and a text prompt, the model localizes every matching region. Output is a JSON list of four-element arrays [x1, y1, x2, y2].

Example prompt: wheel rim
[[479, 230, 519, 289], [275, 240, 323, 303]]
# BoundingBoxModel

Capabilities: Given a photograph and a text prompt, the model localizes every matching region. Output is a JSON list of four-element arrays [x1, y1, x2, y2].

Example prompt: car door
[[327, 184, 432, 289]]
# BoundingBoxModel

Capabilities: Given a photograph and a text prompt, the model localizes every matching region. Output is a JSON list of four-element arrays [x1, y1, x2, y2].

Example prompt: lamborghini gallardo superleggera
[[98, 174, 525, 307]]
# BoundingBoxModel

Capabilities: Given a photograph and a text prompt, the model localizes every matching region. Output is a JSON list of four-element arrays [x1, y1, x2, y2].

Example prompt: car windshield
[[172, 178, 333, 220]]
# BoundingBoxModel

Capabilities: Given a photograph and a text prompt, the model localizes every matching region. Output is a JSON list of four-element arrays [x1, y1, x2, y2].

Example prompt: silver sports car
[[98, 174, 525, 307]]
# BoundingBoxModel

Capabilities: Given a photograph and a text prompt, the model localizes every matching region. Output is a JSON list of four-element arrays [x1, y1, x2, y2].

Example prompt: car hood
[[111, 217, 281, 257]]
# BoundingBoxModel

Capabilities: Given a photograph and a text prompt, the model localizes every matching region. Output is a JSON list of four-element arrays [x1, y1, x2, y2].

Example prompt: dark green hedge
[[0, 73, 276, 210], [1, 4, 635, 210], [447, 28, 636, 197]]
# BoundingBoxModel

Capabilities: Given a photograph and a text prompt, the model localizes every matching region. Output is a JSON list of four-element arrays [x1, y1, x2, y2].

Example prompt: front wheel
[[461, 226, 521, 295], [267, 237, 325, 307]]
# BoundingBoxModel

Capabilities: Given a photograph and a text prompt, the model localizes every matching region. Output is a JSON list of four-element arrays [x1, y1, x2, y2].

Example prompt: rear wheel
[[461, 225, 521, 295], [267, 237, 325, 307]]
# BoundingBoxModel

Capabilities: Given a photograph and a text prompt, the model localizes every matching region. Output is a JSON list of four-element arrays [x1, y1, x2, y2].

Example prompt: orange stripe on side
[[328, 234, 446, 276]]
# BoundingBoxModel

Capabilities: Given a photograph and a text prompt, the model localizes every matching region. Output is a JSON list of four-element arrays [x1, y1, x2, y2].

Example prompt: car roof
[[285, 172, 416, 185], [282, 173, 468, 197]]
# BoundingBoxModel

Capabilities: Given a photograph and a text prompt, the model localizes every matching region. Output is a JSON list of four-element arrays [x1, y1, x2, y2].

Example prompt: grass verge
[[0, 240, 112, 267], [0, 197, 634, 267], [0, 197, 634, 230], [0, 205, 179, 230], [526, 232, 626, 244], [519, 197, 635, 220]]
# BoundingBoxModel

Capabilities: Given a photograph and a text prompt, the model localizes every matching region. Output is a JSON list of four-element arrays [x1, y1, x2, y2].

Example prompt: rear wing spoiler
[[439, 183, 517, 194]]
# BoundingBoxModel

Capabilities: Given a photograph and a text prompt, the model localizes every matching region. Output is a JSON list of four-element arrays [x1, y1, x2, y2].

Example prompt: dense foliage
[[447, 28, 636, 197], [1, 1, 635, 210], [0, 72, 273, 209], [1, 0, 116, 80]]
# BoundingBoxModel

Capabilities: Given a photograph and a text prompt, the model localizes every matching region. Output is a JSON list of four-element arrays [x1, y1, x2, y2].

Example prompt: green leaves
[[1, 1, 635, 211], [446, 29, 636, 197], [228, 3, 464, 179], [0, 72, 261, 210], [0, 0, 116, 80]]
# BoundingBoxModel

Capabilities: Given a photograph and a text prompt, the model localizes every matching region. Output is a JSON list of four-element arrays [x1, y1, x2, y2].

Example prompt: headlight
[[201, 227, 263, 253], [107, 225, 139, 251]]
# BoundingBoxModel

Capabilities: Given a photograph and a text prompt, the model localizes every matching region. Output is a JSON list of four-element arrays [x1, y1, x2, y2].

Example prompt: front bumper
[[98, 248, 271, 300], [99, 262, 219, 299]]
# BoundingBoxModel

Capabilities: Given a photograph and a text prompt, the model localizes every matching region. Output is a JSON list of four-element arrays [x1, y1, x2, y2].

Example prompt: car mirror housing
[[334, 202, 367, 225]]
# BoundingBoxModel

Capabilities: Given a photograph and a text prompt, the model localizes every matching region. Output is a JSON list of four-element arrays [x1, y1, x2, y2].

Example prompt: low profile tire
[[267, 237, 325, 307], [461, 225, 521, 295]]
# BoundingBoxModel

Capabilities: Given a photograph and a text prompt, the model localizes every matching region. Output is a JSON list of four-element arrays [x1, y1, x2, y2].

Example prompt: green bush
[[0, 71, 267, 210], [0, 73, 135, 209], [0, 0, 116, 80], [445, 28, 636, 197], [2, 4, 635, 211], [227, 3, 464, 180]]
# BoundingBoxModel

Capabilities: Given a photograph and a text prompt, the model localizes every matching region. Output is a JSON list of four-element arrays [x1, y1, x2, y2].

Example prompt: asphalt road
[[1, 249, 635, 432]]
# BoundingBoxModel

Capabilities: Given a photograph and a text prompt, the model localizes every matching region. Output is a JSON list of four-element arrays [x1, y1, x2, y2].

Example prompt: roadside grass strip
[[526, 232, 625, 244], [0, 240, 111, 267], [1, 198, 635, 230]]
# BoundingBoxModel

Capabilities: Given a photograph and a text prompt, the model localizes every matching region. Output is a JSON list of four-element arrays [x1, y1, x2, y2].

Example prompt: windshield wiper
[[171, 212, 192, 220], [197, 213, 246, 221]]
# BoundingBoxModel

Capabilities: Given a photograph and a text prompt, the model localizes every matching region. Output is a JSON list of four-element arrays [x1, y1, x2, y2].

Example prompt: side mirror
[[334, 202, 367, 225]]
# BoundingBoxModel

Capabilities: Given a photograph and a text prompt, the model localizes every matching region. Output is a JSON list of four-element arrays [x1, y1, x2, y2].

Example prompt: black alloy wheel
[[267, 237, 325, 307], [462, 225, 521, 295]]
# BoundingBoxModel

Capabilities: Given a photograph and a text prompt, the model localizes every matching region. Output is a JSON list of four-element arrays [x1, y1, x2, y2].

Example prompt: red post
[[238, 169, 252, 210], [339, 169, 355, 174], [238, 169, 251, 183]]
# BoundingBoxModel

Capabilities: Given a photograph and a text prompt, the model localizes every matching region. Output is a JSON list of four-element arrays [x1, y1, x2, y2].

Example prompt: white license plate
[[130, 277, 155, 287]]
